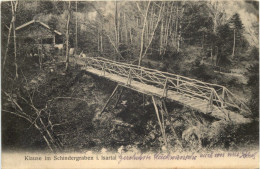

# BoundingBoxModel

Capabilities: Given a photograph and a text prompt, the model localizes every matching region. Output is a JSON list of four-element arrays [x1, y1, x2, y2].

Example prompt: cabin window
[[42, 38, 53, 44], [55, 35, 63, 44]]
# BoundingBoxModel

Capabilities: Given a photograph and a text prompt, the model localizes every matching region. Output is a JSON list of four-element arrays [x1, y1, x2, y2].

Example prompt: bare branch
[[136, 2, 145, 18], [4, 91, 23, 112], [106, 34, 125, 61]]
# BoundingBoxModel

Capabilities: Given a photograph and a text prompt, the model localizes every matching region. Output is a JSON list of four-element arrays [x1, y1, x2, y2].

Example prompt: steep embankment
[[2, 61, 258, 153]]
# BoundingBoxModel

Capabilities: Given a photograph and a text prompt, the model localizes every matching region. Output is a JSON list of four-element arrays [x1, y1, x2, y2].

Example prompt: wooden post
[[208, 90, 213, 112], [102, 62, 106, 76], [161, 99, 169, 116], [221, 87, 225, 108], [127, 68, 132, 85], [100, 84, 119, 114], [152, 96, 167, 147], [160, 102, 166, 139], [53, 34, 56, 46], [177, 75, 180, 92], [162, 78, 168, 97]]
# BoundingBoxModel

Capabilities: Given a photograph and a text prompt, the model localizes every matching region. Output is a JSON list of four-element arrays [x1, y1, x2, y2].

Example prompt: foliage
[[247, 63, 259, 118]]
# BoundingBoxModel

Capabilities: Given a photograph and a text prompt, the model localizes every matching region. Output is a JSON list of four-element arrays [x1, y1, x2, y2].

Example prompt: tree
[[207, 1, 226, 34], [229, 13, 244, 58], [75, 1, 78, 54], [65, 2, 71, 71], [2, 2, 13, 71], [38, 1, 54, 14], [11, 0, 19, 79], [216, 23, 233, 66], [138, 1, 150, 66], [137, 1, 165, 66], [48, 16, 58, 31]]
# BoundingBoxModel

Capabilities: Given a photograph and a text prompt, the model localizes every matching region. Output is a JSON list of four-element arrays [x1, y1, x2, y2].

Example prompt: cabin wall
[[16, 23, 61, 56]]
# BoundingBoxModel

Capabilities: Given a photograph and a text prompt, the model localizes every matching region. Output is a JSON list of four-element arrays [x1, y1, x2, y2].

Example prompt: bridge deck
[[75, 57, 251, 123], [83, 67, 244, 122]]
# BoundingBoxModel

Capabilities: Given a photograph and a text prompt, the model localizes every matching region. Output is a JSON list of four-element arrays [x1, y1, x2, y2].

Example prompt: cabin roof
[[16, 20, 62, 35]]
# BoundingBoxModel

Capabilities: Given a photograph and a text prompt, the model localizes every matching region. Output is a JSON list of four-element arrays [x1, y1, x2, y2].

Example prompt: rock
[[30, 79, 37, 84], [117, 146, 124, 153], [83, 87, 89, 92], [88, 83, 95, 89], [101, 148, 107, 153], [121, 100, 127, 106]]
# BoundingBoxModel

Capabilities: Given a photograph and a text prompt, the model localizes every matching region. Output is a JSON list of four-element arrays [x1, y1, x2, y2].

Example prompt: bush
[[190, 59, 216, 82]]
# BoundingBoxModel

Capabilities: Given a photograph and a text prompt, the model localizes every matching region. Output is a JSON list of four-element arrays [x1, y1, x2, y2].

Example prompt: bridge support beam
[[114, 87, 124, 109], [152, 96, 168, 148], [101, 84, 120, 114], [100, 84, 126, 114], [152, 96, 184, 150], [161, 99, 183, 149]]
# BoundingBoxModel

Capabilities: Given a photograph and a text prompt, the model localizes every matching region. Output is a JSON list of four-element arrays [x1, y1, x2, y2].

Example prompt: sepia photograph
[[1, 0, 259, 168]]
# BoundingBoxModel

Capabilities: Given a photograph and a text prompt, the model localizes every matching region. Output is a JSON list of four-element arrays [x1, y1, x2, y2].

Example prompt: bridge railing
[[82, 57, 251, 115]]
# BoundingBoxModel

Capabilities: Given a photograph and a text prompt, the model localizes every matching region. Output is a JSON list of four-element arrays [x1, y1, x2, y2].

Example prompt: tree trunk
[[145, 13, 149, 46], [202, 33, 204, 48], [124, 12, 128, 44], [177, 30, 181, 53], [164, 3, 173, 55], [177, 6, 184, 53], [100, 35, 103, 52], [100, 23, 103, 52], [3, 22, 13, 71], [118, 12, 121, 44], [114, 1, 118, 48], [138, 1, 151, 67], [114, 1, 122, 60], [210, 44, 213, 64], [65, 1, 71, 71], [139, 2, 164, 65], [11, 1, 18, 79], [159, 18, 164, 56], [39, 38, 43, 69], [75, 1, 78, 54], [232, 29, 236, 58], [129, 28, 132, 44], [175, 5, 178, 46], [150, 4, 154, 36], [97, 29, 100, 51]]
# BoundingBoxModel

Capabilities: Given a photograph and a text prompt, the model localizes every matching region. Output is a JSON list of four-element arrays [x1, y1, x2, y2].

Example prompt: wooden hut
[[15, 20, 63, 56]]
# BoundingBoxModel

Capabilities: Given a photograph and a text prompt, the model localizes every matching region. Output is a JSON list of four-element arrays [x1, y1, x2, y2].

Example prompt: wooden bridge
[[75, 56, 251, 123]]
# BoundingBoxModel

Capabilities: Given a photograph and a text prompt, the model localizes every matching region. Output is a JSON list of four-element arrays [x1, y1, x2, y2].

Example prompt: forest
[[1, 1, 259, 153]]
